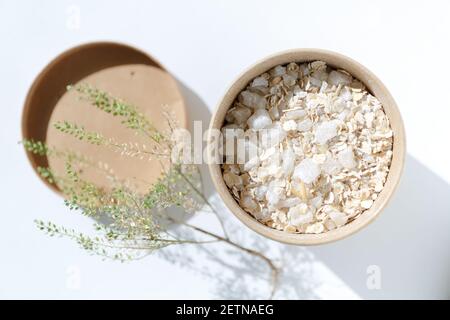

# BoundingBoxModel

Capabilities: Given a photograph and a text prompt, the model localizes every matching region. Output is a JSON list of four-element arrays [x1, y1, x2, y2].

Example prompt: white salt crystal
[[253, 208, 270, 221], [321, 155, 342, 175], [251, 76, 268, 88], [299, 63, 310, 76], [282, 147, 295, 176], [361, 199, 373, 209], [271, 65, 286, 76], [310, 195, 323, 208], [229, 106, 252, 125], [237, 137, 258, 164], [223, 172, 243, 188], [340, 87, 352, 102], [277, 197, 302, 208], [315, 120, 339, 144], [337, 147, 356, 169], [288, 204, 313, 226], [309, 77, 322, 87], [284, 109, 307, 120], [324, 219, 337, 230], [328, 70, 352, 86], [297, 118, 313, 132], [329, 210, 348, 227], [240, 195, 258, 212], [268, 106, 280, 120], [293, 158, 321, 184], [247, 109, 272, 130], [283, 74, 297, 86], [243, 156, 260, 171], [254, 185, 268, 201], [266, 184, 285, 206], [239, 90, 266, 109], [337, 108, 350, 121], [282, 120, 298, 131], [260, 124, 287, 147]]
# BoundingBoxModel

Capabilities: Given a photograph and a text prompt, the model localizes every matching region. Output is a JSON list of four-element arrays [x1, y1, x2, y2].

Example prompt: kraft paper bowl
[[208, 49, 405, 245]]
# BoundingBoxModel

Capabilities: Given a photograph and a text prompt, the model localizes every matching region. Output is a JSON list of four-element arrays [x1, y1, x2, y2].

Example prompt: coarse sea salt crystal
[[337, 147, 355, 169], [239, 90, 266, 109], [305, 222, 324, 234], [271, 65, 286, 76], [251, 76, 269, 88], [247, 109, 272, 130], [223, 172, 242, 188], [340, 87, 353, 102], [315, 120, 339, 144], [260, 124, 286, 148], [288, 204, 313, 227], [297, 118, 313, 132], [328, 70, 352, 86], [254, 185, 268, 201], [361, 199, 373, 209], [321, 154, 342, 175], [243, 156, 259, 171], [266, 183, 285, 206], [282, 120, 298, 131], [282, 147, 295, 176], [240, 195, 258, 212], [277, 197, 302, 208], [329, 210, 348, 227], [228, 106, 252, 125], [293, 158, 321, 184], [284, 109, 307, 120]]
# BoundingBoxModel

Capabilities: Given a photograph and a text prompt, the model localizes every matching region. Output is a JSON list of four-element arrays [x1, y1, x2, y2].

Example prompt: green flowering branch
[[70, 84, 165, 143], [26, 85, 280, 299]]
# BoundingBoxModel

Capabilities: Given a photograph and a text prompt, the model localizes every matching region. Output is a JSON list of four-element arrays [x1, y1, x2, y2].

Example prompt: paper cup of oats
[[208, 49, 405, 245]]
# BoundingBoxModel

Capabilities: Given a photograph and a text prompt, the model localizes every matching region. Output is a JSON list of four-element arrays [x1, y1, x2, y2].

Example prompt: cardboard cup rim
[[208, 48, 406, 245], [21, 41, 188, 195]]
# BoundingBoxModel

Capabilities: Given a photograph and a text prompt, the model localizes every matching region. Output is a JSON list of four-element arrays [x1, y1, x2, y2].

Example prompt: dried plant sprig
[[70, 84, 165, 143], [53, 121, 169, 160], [28, 85, 280, 299], [35, 220, 187, 261], [22, 139, 49, 156], [54, 121, 104, 145]]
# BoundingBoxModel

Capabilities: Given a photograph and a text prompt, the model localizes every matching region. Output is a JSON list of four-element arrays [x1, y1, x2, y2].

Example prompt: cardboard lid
[[22, 42, 187, 195], [47, 64, 186, 194]]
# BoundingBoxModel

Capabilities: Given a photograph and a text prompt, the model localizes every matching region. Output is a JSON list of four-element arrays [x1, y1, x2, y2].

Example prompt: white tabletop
[[1, 0, 449, 299]]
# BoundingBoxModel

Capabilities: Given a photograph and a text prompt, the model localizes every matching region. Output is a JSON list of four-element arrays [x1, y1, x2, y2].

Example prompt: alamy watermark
[[366, 265, 381, 290], [66, 5, 81, 30], [65, 265, 81, 290]]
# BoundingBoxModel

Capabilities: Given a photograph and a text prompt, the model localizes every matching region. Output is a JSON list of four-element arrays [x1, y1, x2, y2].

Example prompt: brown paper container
[[22, 42, 187, 195], [208, 49, 406, 245]]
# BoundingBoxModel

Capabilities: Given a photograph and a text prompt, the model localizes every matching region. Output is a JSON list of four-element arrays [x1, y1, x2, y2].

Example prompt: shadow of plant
[[156, 80, 320, 299], [158, 194, 320, 299]]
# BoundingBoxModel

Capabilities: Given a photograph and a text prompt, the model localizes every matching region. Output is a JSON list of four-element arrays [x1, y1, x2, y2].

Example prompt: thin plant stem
[[168, 217, 279, 299]]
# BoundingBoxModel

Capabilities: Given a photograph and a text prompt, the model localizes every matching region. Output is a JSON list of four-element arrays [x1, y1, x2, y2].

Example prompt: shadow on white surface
[[311, 155, 450, 299], [162, 81, 321, 299], [159, 202, 322, 300], [164, 81, 450, 299], [175, 79, 217, 200]]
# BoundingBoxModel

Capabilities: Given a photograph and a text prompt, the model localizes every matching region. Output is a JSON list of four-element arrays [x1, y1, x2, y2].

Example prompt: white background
[[1, 0, 450, 299]]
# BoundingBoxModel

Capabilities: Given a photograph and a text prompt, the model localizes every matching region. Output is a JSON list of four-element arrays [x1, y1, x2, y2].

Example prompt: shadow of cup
[[311, 155, 450, 299]]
